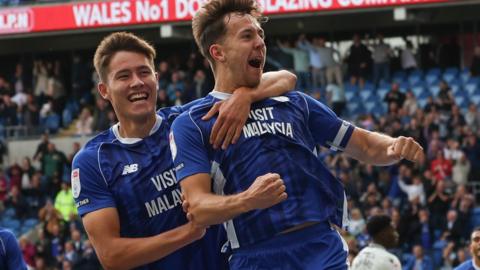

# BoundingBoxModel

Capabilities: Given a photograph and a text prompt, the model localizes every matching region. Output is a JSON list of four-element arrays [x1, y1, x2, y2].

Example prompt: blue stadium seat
[[345, 91, 357, 102], [408, 72, 423, 86], [360, 91, 372, 101], [411, 85, 426, 98], [429, 85, 440, 97], [442, 67, 459, 83], [450, 81, 462, 95], [393, 71, 406, 83], [417, 98, 428, 108], [464, 78, 480, 95], [377, 88, 389, 99], [471, 95, 480, 106], [425, 68, 441, 86], [461, 69, 471, 83]]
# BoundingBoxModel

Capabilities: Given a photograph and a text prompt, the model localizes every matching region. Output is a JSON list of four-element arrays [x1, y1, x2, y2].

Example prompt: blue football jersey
[[454, 260, 475, 270], [171, 91, 355, 249], [0, 227, 27, 270], [72, 105, 224, 270]]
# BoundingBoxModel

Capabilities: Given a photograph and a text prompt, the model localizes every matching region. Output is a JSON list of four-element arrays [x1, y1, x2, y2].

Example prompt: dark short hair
[[366, 215, 392, 237], [93, 32, 156, 83], [192, 0, 261, 66]]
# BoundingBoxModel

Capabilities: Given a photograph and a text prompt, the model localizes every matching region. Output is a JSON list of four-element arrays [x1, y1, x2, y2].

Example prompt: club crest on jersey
[[71, 168, 81, 199], [169, 132, 177, 161]]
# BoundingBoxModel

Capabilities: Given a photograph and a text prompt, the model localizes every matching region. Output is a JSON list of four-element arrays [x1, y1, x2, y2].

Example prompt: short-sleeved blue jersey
[[454, 260, 475, 270], [171, 91, 354, 249], [72, 104, 224, 270], [0, 227, 27, 270]]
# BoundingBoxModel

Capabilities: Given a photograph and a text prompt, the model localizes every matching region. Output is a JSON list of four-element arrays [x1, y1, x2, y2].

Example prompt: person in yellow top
[[54, 182, 77, 221]]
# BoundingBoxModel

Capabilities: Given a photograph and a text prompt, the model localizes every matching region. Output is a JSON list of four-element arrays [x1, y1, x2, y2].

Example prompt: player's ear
[[209, 44, 225, 63], [98, 82, 110, 101]]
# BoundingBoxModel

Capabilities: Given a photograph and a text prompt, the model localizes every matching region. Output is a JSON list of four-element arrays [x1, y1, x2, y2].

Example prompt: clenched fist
[[243, 173, 288, 211], [387, 136, 424, 163]]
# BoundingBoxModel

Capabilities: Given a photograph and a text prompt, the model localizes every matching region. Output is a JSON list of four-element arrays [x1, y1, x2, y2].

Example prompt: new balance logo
[[122, 164, 138, 175]]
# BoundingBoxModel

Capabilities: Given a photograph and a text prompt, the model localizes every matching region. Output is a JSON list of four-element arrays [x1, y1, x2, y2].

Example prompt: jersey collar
[[209, 90, 231, 100], [112, 114, 162, 144]]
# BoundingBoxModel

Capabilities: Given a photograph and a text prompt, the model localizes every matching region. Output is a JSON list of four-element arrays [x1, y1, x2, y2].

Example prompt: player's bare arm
[[82, 207, 205, 270], [203, 70, 296, 149], [344, 128, 425, 166], [180, 173, 287, 227]]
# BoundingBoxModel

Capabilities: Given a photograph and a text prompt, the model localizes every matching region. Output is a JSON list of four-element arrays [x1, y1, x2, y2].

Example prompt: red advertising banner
[[0, 0, 451, 35]]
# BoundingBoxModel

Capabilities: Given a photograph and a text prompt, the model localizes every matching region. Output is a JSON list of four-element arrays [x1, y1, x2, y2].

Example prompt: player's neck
[[474, 256, 480, 269], [118, 114, 156, 138], [213, 70, 241, 94]]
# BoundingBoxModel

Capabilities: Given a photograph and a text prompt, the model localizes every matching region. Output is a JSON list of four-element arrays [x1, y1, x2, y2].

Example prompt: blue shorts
[[229, 222, 349, 270]]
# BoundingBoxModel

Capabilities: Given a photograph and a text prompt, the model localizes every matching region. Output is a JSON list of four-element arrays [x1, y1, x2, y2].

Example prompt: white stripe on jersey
[[211, 161, 240, 249], [330, 121, 350, 151]]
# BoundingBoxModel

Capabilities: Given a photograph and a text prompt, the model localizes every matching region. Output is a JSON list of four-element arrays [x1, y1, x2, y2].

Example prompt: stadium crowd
[[0, 33, 479, 269]]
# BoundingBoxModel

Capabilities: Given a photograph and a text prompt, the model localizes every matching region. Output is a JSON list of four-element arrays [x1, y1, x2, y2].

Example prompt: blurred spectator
[[372, 34, 392, 87], [463, 134, 480, 181], [401, 40, 417, 73], [297, 34, 324, 89], [428, 180, 451, 227], [33, 133, 49, 161], [465, 104, 480, 133], [442, 209, 464, 245], [398, 174, 426, 205], [38, 199, 63, 237], [430, 150, 452, 182], [403, 244, 434, 270], [75, 107, 93, 136], [40, 142, 67, 183], [33, 60, 49, 101], [471, 46, 480, 77], [20, 157, 35, 190], [348, 208, 366, 237], [54, 182, 77, 222], [4, 185, 28, 219], [452, 154, 471, 186], [19, 236, 36, 268], [325, 83, 346, 116], [92, 98, 110, 132], [403, 91, 418, 116], [411, 209, 434, 251], [277, 37, 311, 91], [384, 82, 406, 110], [346, 34, 371, 89], [166, 71, 186, 102], [0, 95, 19, 127]]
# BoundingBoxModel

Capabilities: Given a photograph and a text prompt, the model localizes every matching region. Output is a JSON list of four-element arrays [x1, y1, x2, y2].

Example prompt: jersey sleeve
[[71, 148, 116, 217], [4, 230, 27, 270], [157, 99, 205, 125], [170, 112, 211, 181], [299, 92, 354, 151]]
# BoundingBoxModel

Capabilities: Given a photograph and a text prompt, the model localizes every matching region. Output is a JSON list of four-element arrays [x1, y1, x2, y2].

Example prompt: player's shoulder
[[73, 129, 115, 165], [175, 96, 215, 125], [454, 260, 473, 270]]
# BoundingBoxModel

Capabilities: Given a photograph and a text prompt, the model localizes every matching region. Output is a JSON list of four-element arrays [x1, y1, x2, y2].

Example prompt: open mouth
[[248, 57, 263, 69], [128, 92, 149, 102]]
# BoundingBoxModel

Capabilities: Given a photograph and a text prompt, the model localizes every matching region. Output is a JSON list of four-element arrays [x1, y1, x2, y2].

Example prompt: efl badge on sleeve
[[71, 168, 81, 199]]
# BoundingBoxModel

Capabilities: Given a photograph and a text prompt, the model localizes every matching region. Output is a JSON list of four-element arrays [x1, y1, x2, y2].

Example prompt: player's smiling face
[[99, 51, 157, 123], [219, 13, 266, 88]]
